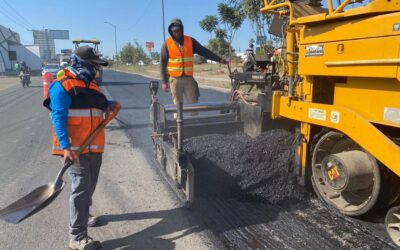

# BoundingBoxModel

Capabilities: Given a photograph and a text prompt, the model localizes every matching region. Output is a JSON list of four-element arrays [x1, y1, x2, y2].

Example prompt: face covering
[[69, 54, 96, 85]]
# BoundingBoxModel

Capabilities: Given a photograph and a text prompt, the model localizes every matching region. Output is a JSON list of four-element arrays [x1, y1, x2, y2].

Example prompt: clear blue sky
[[0, 0, 256, 58]]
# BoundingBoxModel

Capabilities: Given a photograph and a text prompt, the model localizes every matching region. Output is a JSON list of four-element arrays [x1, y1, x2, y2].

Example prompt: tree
[[249, 38, 255, 46], [208, 38, 230, 56], [119, 42, 149, 64], [228, 0, 274, 51], [214, 28, 227, 41], [199, 15, 219, 39], [217, 3, 244, 43]]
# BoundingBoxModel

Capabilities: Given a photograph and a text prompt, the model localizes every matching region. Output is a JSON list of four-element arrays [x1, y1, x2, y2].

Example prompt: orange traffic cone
[[42, 72, 54, 99]]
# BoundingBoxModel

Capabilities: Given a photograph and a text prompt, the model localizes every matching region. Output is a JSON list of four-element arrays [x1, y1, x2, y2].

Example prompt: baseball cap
[[74, 45, 109, 66]]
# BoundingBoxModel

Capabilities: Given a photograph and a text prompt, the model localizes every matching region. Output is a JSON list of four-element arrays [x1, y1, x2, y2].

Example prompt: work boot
[[69, 236, 101, 250], [88, 214, 100, 227]]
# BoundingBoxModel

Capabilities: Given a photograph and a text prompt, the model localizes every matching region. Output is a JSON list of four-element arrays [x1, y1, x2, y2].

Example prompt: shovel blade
[[0, 181, 65, 224]]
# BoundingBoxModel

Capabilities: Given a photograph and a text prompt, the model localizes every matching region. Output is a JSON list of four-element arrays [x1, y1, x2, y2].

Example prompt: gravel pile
[[184, 130, 308, 204]]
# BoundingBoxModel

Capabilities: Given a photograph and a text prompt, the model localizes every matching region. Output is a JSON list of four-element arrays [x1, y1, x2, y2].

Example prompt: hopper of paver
[[149, 81, 243, 205]]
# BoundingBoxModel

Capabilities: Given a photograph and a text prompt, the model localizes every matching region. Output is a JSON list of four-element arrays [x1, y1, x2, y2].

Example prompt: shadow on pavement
[[98, 208, 203, 250]]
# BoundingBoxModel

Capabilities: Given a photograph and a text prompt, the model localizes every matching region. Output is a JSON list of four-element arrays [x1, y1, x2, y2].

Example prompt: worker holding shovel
[[43, 46, 120, 250]]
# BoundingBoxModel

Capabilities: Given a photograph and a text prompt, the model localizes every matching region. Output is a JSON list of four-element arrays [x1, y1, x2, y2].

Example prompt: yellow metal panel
[[300, 12, 400, 44], [273, 93, 400, 176], [297, 1, 400, 24], [334, 78, 400, 127], [298, 36, 400, 78], [398, 43, 400, 81]]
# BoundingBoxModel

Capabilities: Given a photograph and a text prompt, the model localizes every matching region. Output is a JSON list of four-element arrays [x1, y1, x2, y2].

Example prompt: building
[[32, 29, 69, 62], [0, 25, 41, 73], [32, 29, 56, 61]]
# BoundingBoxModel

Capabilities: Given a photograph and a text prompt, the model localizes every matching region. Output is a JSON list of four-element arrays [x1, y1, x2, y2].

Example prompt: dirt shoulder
[[111, 63, 239, 90]]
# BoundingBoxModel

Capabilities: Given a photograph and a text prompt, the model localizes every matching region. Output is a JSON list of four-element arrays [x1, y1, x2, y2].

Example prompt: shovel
[[0, 105, 120, 224]]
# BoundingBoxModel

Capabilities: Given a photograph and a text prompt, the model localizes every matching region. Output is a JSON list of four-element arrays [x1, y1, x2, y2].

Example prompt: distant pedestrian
[[44, 45, 120, 250], [14, 62, 20, 75], [160, 18, 227, 105]]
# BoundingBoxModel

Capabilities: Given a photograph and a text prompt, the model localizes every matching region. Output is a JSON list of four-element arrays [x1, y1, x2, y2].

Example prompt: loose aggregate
[[184, 130, 308, 204]]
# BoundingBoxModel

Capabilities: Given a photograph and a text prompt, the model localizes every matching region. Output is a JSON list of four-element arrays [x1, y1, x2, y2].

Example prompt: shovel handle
[[55, 104, 121, 185], [76, 103, 121, 156]]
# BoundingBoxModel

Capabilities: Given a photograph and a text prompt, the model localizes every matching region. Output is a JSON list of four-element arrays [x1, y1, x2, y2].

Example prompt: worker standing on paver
[[160, 18, 227, 104], [43, 46, 120, 250]]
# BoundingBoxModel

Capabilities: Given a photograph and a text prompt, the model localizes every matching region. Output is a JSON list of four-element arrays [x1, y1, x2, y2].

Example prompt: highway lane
[[0, 73, 224, 250], [0, 70, 394, 249]]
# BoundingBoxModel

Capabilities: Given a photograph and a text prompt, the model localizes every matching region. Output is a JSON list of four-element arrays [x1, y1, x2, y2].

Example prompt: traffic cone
[[42, 72, 54, 99]]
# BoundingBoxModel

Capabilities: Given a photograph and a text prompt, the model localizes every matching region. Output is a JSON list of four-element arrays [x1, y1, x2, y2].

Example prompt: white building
[[0, 25, 42, 73]]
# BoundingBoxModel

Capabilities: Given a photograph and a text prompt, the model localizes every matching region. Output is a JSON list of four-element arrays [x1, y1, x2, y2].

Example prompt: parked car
[[42, 64, 61, 78]]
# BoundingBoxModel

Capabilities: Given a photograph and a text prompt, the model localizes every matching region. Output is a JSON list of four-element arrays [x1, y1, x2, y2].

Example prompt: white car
[[42, 64, 61, 78]]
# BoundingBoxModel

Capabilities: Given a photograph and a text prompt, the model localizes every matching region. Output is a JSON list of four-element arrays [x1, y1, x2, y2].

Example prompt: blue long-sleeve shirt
[[49, 81, 113, 150], [49, 81, 71, 149]]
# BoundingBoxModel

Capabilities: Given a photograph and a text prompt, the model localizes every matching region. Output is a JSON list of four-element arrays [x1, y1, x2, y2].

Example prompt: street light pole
[[104, 21, 118, 63], [162, 0, 166, 41]]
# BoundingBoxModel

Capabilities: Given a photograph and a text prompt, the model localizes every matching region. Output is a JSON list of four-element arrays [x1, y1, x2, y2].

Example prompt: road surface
[[0, 71, 395, 249], [0, 73, 224, 250]]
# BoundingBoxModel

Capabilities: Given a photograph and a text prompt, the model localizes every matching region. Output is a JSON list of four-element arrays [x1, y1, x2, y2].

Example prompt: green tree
[[217, 2, 244, 45], [119, 42, 149, 64], [207, 38, 230, 56], [228, 0, 274, 52], [249, 38, 255, 46], [206, 28, 229, 56], [214, 28, 227, 41], [199, 15, 219, 39]]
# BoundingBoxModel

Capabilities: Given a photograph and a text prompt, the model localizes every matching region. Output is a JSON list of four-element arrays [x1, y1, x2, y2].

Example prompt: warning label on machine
[[330, 111, 340, 124], [308, 108, 327, 121], [305, 44, 324, 57], [384, 107, 400, 124]]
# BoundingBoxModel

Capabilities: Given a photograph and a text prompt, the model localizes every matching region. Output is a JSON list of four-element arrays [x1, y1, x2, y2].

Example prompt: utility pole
[[104, 21, 118, 63], [162, 0, 166, 41]]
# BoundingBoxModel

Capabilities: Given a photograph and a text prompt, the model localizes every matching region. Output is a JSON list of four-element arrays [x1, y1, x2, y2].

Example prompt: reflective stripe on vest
[[168, 58, 193, 63], [68, 109, 104, 117], [53, 145, 104, 151], [166, 35, 193, 77]]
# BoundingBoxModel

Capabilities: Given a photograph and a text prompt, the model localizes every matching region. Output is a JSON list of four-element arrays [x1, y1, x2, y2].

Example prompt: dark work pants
[[68, 153, 102, 241]]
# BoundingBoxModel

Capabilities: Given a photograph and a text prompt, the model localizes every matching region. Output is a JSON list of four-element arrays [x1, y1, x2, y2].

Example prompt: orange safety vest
[[44, 70, 108, 155], [166, 35, 193, 77]]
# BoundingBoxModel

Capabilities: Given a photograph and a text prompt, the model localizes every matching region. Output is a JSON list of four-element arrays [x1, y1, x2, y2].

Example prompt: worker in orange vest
[[160, 18, 227, 104], [43, 46, 120, 250]]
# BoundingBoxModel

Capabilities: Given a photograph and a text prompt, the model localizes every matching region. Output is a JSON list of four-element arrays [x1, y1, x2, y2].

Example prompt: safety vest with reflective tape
[[44, 69, 108, 155], [166, 35, 193, 77]]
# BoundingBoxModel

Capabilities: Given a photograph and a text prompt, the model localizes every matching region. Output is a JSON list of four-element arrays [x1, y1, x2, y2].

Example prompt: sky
[[0, 0, 257, 58]]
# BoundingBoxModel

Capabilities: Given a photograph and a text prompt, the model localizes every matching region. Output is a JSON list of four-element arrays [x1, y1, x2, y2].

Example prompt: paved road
[[0, 71, 395, 249], [0, 72, 225, 250]]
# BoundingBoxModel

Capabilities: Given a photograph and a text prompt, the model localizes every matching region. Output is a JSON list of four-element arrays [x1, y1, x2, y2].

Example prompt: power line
[[0, 1, 32, 29], [125, 0, 154, 31], [3, 0, 35, 29], [0, 7, 30, 30]]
